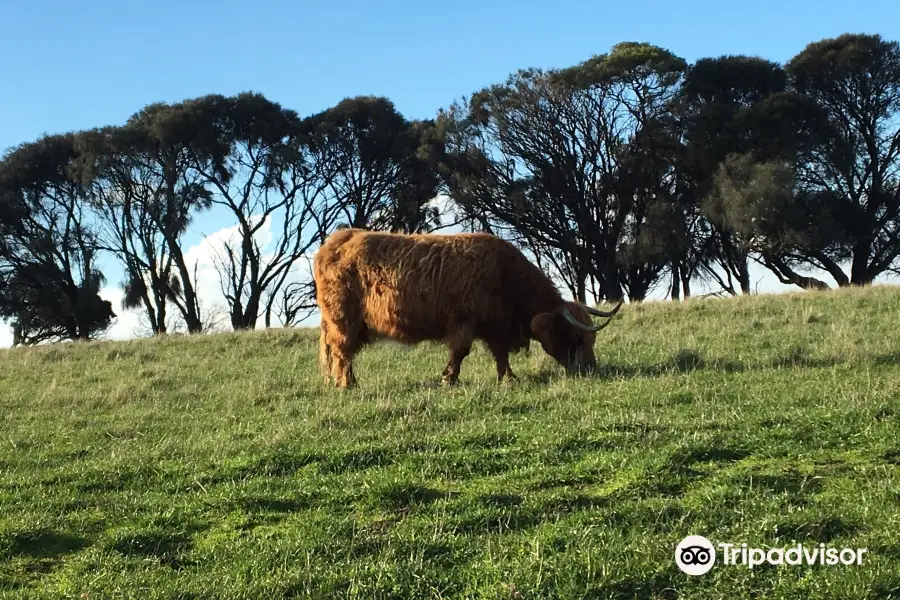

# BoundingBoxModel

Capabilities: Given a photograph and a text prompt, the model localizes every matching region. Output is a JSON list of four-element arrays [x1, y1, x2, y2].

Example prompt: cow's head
[[530, 300, 623, 375]]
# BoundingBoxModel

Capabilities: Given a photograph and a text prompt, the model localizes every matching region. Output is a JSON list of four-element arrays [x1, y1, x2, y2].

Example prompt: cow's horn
[[562, 308, 613, 332], [584, 299, 624, 318]]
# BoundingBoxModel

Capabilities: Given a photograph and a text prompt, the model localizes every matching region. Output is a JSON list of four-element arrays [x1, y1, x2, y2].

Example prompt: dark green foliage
[[180, 92, 326, 330], [675, 55, 818, 294], [0, 134, 114, 344], [786, 33, 900, 286], [303, 95, 443, 234], [439, 42, 689, 303], [74, 109, 216, 334]]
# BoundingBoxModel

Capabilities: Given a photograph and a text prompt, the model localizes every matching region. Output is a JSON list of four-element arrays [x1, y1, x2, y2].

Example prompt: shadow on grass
[[350, 345, 849, 388], [547, 435, 623, 463], [540, 424, 668, 465], [449, 508, 546, 535], [235, 494, 320, 513], [77, 464, 161, 493], [771, 516, 860, 544], [752, 471, 825, 496], [517, 370, 559, 385], [530, 470, 606, 491], [873, 351, 900, 367], [1, 529, 89, 560], [318, 446, 396, 474], [672, 446, 752, 465], [367, 483, 450, 512], [450, 492, 608, 535], [590, 349, 746, 381], [238, 449, 325, 478], [195, 448, 326, 487], [540, 493, 609, 514], [499, 400, 543, 415], [771, 345, 846, 369], [629, 443, 752, 498], [602, 503, 688, 536], [110, 532, 194, 569], [413, 449, 518, 479], [587, 347, 847, 382], [589, 572, 678, 600], [882, 449, 900, 465], [455, 431, 517, 450], [477, 492, 523, 507]]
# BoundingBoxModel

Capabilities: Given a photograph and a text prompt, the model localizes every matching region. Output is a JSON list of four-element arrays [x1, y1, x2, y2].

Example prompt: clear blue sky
[[1, 0, 898, 311], [4, 0, 897, 157]]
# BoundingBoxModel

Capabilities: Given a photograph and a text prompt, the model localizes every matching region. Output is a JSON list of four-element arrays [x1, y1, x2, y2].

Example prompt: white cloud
[[101, 286, 144, 340], [174, 214, 322, 332], [0, 323, 11, 348]]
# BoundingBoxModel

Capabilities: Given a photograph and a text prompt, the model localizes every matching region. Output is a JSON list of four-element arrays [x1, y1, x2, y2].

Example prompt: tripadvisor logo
[[675, 535, 716, 575], [674, 535, 869, 575]]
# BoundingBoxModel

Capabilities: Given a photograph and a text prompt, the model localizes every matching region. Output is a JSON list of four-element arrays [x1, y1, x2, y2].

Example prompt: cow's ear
[[530, 312, 555, 340]]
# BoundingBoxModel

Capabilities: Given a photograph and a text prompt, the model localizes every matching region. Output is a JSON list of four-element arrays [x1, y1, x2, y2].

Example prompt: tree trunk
[[681, 269, 692, 298], [810, 251, 851, 287], [765, 257, 831, 291], [575, 269, 587, 304], [242, 293, 260, 330], [166, 242, 203, 333], [154, 286, 167, 335], [629, 286, 647, 302], [850, 241, 875, 286], [597, 259, 623, 302], [670, 263, 681, 301], [162, 153, 203, 334], [231, 300, 245, 330], [738, 258, 751, 295]]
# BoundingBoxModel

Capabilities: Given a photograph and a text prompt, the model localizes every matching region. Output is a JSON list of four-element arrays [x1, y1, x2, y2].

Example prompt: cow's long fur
[[314, 228, 619, 387]]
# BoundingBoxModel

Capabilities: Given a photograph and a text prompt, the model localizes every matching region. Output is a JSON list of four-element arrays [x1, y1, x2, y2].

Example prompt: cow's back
[[314, 229, 524, 344]]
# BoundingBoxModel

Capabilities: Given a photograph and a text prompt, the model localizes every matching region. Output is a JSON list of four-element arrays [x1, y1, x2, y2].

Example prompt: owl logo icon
[[675, 535, 716, 575]]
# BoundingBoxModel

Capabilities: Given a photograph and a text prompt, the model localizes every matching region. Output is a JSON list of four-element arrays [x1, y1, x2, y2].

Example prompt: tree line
[[2, 32, 899, 345]]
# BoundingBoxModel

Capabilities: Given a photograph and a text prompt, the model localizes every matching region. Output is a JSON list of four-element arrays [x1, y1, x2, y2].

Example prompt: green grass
[[2, 285, 900, 599]]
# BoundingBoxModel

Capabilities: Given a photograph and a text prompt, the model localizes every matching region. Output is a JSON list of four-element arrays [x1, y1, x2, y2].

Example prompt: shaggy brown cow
[[313, 228, 623, 388]]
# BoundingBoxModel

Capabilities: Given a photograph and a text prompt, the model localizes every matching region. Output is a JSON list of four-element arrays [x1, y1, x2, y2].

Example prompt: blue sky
[[5, 0, 897, 160], [1, 0, 898, 343]]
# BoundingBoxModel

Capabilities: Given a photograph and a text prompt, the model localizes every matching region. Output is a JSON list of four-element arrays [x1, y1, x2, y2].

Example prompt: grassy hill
[[1, 285, 900, 599]]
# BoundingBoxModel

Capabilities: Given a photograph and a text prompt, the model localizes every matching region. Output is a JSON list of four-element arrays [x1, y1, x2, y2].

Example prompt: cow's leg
[[485, 340, 517, 382], [330, 338, 361, 389], [441, 322, 474, 385], [319, 320, 333, 384], [324, 318, 364, 389], [441, 346, 471, 385]]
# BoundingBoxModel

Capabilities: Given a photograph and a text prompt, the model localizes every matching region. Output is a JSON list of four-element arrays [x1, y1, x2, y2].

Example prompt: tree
[[304, 96, 443, 234], [181, 92, 335, 330], [787, 33, 900, 286], [76, 126, 175, 335], [0, 134, 115, 345], [704, 152, 836, 291], [676, 55, 789, 294], [263, 277, 317, 328], [76, 99, 221, 334], [438, 42, 688, 302]]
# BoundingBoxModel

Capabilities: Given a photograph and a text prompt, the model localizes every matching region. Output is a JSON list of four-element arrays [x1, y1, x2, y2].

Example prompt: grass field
[[2, 286, 900, 599]]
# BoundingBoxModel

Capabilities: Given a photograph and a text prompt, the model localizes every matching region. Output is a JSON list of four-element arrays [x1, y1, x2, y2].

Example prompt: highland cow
[[313, 228, 623, 388]]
